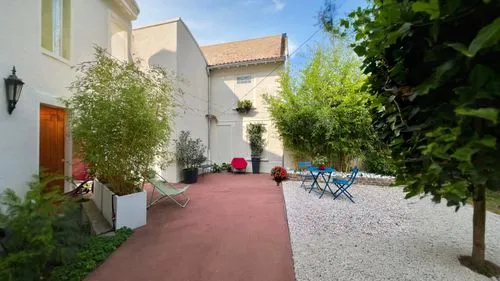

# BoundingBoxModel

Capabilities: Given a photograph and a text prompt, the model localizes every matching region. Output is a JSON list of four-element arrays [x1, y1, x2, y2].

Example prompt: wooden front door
[[40, 105, 66, 191]]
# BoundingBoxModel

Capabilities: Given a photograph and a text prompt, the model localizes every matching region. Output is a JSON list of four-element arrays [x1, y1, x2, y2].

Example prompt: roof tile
[[201, 34, 287, 67]]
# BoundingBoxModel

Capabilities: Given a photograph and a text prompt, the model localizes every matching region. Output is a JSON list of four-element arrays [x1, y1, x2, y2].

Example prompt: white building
[[133, 18, 289, 183], [0, 0, 139, 195]]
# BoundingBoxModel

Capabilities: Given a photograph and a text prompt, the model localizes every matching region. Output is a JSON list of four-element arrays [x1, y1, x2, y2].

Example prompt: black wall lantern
[[4, 66, 24, 114]]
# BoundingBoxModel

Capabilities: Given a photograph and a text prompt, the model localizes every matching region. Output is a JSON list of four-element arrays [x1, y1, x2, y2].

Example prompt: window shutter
[[41, 0, 53, 52], [62, 0, 71, 59]]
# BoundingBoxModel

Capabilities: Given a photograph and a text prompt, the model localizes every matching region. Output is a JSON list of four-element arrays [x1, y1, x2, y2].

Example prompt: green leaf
[[412, 0, 440, 20], [451, 146, 479, 163], [455, 107, 499, 124], [415, 60, 455, 95], [387, 23, 412, 45], [469, 64, 496, 89], [340, 19, 350, 29], [475, 135, 497, 148], [469, 17, 500, 57], [448, 43, 474, 57]]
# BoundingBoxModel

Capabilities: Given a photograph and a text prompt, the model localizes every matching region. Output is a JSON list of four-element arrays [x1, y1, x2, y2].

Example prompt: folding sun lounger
[[145, 173, 191, 208]]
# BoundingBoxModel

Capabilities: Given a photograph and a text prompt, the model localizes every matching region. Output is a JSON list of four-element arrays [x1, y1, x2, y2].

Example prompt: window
[[237, 75, 252, 84], [42, 0, 71, 59]]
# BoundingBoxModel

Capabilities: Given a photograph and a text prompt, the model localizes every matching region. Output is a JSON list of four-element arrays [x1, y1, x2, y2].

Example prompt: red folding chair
[[231, 158, 248, 174], [65, 158, 93, 196]]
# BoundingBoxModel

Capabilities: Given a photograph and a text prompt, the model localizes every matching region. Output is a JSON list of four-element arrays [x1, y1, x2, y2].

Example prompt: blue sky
[[134, 0, 366, 65]]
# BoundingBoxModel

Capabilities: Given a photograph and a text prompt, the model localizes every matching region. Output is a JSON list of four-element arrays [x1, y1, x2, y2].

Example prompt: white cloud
[[272, 0, 285, 11]]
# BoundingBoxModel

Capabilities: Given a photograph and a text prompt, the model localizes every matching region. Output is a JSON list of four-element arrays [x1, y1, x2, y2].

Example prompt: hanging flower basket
[[235, 99, 253, 114]]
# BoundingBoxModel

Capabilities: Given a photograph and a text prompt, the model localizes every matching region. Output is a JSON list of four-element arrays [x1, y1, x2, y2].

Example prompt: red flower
[[270, 166, 287, 183]]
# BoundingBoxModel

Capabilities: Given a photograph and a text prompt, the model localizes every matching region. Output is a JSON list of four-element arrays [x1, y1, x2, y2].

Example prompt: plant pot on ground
[[175, 131, 207, 184], [247, 123, 266, 174], [251, 157, 261, 174], [182, 168, 199, 184]]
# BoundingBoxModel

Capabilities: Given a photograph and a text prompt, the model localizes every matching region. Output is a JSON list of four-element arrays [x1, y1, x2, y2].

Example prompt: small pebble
[[283, 181, 500, 281]]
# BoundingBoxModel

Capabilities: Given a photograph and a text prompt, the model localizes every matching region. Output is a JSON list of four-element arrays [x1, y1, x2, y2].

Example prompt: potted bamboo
[[66, 47, 175, 230], [247, 123, 266, 174]]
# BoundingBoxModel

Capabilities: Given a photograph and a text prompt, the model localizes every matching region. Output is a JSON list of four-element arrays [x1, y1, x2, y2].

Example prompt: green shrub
[[236, 99, 253, 112], [49, 228, 133, 281], [0, 175, 88, 281], [211, 163, 222, 173], [175, 131, 207, 171], [247, 123, 266, 157], [220, 163, 232, 172], [363, 150, 396, 176]]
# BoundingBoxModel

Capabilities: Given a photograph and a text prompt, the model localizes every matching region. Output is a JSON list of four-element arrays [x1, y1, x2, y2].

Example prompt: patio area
[[283, 181, 500, 281], [85, 173, 295, 281]]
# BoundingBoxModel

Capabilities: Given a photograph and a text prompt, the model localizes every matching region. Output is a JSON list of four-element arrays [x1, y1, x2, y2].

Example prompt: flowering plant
[[270, 166, 288, 186]]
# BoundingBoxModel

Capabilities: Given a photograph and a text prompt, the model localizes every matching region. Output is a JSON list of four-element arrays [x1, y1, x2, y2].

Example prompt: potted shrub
[[271, 166, 288, 186], [235, 99, 253, 114], [175, 131, 207, 184], [66, 47, 175, 230], [247, 123, 266, 174]]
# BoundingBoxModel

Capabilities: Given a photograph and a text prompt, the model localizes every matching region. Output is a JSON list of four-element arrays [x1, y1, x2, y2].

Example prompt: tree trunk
[[471, 184, 486, 268]]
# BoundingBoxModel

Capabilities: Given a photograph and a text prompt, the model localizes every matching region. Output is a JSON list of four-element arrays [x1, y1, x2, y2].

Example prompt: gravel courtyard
[[283, 181, 500, 281]]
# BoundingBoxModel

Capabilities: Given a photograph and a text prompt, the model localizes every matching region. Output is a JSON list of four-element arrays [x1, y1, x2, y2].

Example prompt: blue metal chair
[[331, 166, 359, 203], [297, 161, 313, 188]]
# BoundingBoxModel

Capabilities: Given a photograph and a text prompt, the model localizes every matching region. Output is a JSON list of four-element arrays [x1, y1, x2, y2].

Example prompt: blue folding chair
[[331, 166, 359, 203], [297, 161, 313, 189]]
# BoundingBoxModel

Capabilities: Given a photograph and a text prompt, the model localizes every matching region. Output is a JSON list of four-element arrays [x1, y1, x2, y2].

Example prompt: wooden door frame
[[39, 104, 71, 192]]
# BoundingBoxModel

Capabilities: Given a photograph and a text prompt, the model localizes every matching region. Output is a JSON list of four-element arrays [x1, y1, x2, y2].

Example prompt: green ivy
[[49, 228, 133, 281]]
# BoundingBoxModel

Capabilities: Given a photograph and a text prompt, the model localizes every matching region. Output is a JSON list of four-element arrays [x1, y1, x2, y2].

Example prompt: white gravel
[[283, 181, 500, 281]]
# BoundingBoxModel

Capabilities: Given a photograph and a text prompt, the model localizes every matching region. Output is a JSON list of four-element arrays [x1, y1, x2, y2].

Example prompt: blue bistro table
[[307, 167, 336, 198]]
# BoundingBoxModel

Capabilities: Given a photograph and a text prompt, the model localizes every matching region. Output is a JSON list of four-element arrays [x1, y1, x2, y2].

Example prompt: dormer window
[[237, 75, 252, 84]]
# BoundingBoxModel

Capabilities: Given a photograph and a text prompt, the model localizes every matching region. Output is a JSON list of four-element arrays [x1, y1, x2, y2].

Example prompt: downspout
[[207, 67, 211, 161], [282, 33, 289, 168]]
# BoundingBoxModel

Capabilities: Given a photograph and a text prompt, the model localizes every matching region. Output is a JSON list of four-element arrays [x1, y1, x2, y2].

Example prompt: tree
[[321, 0, 500, 272], [266, 45, 374, 170]]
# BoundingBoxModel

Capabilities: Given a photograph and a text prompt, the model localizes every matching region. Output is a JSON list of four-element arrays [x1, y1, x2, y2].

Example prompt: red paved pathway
[[85, 173, 295, 281]]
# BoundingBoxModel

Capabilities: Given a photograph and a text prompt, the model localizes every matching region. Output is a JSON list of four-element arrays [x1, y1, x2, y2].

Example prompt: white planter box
[[92, 179, 147, 230], [114, 190, 147, 230]]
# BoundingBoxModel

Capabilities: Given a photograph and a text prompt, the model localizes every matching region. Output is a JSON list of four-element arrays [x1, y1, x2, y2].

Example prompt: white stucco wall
[[209, 62, 285, 173], [0, 0, 135, 196], [132, 18, 209, 183]]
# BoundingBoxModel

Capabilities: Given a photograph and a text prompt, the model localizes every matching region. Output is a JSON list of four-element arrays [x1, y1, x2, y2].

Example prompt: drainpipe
[[206, 67, 211, 161]]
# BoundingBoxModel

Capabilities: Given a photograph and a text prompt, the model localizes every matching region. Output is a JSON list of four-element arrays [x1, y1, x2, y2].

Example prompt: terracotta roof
[[201, 34, 287, 67]]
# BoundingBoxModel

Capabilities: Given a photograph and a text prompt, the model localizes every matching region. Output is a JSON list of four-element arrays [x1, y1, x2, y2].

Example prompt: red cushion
[[72, 158, 90, 181], [231, 158, 248, 170]]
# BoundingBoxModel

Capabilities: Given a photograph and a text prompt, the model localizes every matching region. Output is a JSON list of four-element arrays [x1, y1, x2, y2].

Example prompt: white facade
[[209, 63, 285, 173], [133, 18, 209, 183], [133, 18, 287, 182], [0, 0, 138, 196]]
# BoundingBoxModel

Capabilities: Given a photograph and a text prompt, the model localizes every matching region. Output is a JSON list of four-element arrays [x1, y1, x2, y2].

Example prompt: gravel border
[[283, 181, 500, 281]]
